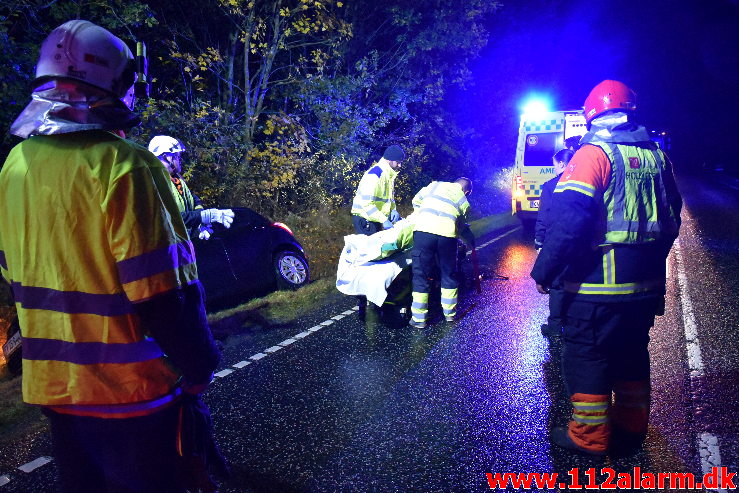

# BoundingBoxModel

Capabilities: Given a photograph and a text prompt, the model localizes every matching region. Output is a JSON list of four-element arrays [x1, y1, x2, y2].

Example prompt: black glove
[[460, 224, 475, 248]]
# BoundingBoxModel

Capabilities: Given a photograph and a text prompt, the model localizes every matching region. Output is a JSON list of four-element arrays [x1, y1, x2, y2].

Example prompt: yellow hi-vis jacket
[[351, 160, 398, 223], [412, 181, 470, 238], [169, 174, 201, 215], [0, 131, 197, 416]]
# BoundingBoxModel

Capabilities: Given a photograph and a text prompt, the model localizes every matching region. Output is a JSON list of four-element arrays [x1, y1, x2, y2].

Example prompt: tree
[[1, 0, 503, 217]]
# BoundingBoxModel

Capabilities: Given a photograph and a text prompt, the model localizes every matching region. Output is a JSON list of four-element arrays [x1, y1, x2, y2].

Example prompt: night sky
[[454, 0, 739, 171]]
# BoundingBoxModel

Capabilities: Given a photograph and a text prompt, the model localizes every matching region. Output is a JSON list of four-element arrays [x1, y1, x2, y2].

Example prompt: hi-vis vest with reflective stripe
[[595, 142, 680, 244], [169, 174, 201, 214], [0, 131, 195, 415], [351, 160, 397, 223], [561, 141, 679, 299], [412, 181, 469, 238]]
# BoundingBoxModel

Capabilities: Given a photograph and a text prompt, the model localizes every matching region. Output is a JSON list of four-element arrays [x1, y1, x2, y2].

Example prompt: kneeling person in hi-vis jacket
[[409, 178, 475, 329]]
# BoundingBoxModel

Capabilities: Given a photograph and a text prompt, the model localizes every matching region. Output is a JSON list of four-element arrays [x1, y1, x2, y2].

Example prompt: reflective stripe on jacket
[[351, 160, 397, 223], [0, 130, 196, 413], [412, 181, 469, 238]]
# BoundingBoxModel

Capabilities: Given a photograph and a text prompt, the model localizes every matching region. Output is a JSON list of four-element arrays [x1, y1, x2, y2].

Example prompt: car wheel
[[274, 251, 309, 290]]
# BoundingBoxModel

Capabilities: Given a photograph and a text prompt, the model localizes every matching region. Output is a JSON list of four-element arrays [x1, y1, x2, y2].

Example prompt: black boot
[[551, 427, 607, 457], [540, 323, 561, 337]]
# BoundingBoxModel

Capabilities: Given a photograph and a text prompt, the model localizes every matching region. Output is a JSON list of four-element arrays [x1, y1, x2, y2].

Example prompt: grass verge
[[0, 368, 46, 448]]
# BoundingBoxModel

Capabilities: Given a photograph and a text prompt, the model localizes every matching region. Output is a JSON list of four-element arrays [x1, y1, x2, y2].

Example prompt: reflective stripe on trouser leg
[[411, 292, 429, 324], [568, 393, 610, 453], [611, 380, 650, 436], [440, 287, 458, 318]]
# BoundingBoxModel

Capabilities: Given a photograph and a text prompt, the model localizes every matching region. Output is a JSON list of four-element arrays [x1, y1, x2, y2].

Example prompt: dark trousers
[[43, 405, 184, 493], [352, 215, 382, 235], [352, 215, 381, 310], [547, 283, 564, 328], [411, 231, 458, 295], [561, 298, 659, 396]]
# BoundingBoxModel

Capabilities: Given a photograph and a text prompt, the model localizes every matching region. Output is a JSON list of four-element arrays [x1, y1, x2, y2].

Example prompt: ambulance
[[511, 110, 588, 224]]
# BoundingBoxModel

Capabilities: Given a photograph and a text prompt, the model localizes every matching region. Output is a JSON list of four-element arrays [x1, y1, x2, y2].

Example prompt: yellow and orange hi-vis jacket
[[0, 130, 198, 417]]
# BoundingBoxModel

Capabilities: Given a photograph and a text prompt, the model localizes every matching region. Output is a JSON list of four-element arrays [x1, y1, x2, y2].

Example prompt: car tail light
[[272, 222, 294, 236], [514, 175, 525, 197]]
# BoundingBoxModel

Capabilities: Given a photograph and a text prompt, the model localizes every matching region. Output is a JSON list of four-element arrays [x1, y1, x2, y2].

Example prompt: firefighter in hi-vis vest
[[531, 80, 682, 457], [0, 21, 220, 491], [148, 135, 234, 240]]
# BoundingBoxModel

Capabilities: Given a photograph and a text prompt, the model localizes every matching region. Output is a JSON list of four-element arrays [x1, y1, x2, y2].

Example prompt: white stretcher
[[335, 218, 414, 306]]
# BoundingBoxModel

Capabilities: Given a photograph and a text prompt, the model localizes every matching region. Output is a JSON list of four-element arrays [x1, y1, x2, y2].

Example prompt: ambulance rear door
[[512, 112, 566, 220]]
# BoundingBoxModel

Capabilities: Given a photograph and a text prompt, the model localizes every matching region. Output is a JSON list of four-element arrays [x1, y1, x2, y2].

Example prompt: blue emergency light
[[521, 98, 550, 118]]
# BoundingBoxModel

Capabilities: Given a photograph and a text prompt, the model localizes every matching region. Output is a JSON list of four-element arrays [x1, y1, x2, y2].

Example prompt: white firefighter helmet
[[148, 135, 186, 157], [35, 20, 135, 98]]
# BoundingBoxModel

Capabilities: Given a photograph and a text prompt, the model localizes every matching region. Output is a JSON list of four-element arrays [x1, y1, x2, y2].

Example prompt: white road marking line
[[214, 369, 233, 378], [351, 306, 359, 311], [466, 226, 521, 256], [250, 353, 267, 361], [320, 320, 334, 326], [233, 360, 251, 368], [699, 433, 726, 492], [18, 457, 52, 473], [675, 239, 724, 490], [0, 475, 10, 486], [265, 345, 282, 353], [332, 314, 345, 320], [279, 338, 297, 346], [675, 240, 704, 378], [293, 331, 312, 339], [342, 310, 355, 315]]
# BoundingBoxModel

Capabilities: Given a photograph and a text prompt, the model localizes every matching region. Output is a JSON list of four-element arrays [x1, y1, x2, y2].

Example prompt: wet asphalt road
[[1, 172, 738, 492]]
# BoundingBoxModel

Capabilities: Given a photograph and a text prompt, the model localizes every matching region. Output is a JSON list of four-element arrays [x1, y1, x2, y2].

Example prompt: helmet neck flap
[[10, 79, 140, 139]]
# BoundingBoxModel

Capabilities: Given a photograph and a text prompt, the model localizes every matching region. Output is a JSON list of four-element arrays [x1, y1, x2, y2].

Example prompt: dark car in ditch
[[193, 207, 310, 311]]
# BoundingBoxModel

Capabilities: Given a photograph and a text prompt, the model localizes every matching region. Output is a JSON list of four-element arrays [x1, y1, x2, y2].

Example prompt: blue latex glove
[[382, 220, 393, 229], [389, 209, 401, 223]]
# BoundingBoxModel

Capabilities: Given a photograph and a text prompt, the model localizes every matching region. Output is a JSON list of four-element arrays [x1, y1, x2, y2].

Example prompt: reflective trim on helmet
[[35, 20, 134, 98]]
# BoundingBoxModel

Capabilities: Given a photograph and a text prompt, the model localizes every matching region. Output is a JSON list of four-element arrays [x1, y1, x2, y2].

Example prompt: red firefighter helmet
[[583, 80, 636, 123]]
